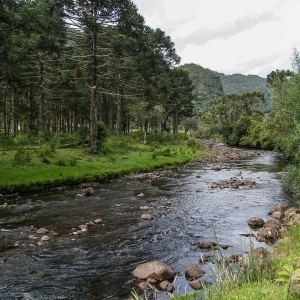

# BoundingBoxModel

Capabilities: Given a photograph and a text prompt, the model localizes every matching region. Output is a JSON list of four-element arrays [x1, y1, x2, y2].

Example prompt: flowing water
[[0, 150, 292, 299]]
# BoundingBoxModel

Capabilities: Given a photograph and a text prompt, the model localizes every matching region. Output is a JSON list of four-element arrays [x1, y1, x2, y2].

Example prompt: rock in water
[[247, 217, 265, 228], [82, 187, 94, 196], [37, 228, 49, 234], [132, 261, 174, 281], [185, 265, 205, 279], [141, 214, 153, 220]]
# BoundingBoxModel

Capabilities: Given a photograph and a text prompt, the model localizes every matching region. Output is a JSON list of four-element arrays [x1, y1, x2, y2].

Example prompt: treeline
[[0, 0, 194, 152]]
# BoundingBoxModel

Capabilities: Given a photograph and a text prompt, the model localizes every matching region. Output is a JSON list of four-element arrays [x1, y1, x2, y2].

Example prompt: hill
[[180, 63, 271, 112], [179, 63, 224, 112], [216, 72, 271, 111]]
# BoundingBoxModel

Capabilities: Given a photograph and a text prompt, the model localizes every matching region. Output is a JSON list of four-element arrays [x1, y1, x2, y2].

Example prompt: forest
[[0, 0, 194, 153]]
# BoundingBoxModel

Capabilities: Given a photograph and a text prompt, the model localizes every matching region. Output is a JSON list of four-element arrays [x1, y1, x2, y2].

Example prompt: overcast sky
[[132, 0, 300, 77]]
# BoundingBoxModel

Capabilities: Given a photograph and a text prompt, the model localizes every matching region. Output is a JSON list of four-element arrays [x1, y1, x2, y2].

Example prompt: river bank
[[0, 138, 258, 196]]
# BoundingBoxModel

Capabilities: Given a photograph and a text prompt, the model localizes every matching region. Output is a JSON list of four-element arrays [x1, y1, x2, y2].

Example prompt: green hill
[[180, 63, 271, 112], [179, 63, 224, 112], [216, 72, 271, 111]]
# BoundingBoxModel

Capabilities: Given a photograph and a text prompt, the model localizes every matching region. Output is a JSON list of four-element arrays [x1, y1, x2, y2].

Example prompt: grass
[[203, 224, 300, 300], [0, 132, 208, 194]]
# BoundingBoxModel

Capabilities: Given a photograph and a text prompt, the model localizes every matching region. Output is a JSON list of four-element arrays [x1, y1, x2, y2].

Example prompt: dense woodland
[[0, 0, 195, 153]]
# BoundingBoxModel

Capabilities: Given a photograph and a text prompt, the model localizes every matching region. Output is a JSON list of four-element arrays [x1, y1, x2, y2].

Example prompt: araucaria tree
[[0, 0, 195, 150]]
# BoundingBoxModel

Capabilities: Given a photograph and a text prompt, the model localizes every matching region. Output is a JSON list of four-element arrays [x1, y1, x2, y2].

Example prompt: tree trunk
[[90, 19, 98, 153], [116, 73, 122, 137], [37, 52, 45, 135], [172, 110, 179, 135]]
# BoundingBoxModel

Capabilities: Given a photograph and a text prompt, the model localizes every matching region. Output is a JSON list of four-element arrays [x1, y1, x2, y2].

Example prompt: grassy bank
[[0, 133, 208, 194], [203, 223, 300, 300]]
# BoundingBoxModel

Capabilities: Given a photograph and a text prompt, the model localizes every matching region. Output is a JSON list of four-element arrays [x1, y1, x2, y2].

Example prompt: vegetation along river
[[0, 149, 292, 299]]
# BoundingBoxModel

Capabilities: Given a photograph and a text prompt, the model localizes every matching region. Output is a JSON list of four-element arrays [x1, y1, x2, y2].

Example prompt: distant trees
[[199, 92, 265, 145]]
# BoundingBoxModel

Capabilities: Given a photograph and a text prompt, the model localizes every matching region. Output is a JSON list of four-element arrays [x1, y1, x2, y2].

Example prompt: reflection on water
[[0, 151, 292, 299]]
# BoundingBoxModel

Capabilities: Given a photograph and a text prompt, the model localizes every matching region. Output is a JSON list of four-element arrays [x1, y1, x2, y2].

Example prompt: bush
[[13, 134, 39, 147], [52, 133, 77, 146], [97, 120, 110, 149], [152, 147, 176, 159], [14, 148, 32, 163], [187, 139, 199, 149], [75, 127, 89, 143], [39, 144, 56, 157], [41, 157, 51, 164], [56, 157, 67, 166]]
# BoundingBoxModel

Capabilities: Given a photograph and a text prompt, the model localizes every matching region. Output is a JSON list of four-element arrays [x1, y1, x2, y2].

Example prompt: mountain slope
[[216, 72, 271, 111], [180, 63, 271, 112], [179, 63, 224, 112]]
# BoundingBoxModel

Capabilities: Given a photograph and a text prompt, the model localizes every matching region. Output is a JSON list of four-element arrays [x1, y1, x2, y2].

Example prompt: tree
[[65, 0, 141, 153], [291, 47, 300, 73]]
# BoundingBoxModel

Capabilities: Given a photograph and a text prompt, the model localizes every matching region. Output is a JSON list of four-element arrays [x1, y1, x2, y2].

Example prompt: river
[[0, 149, 292, 299]]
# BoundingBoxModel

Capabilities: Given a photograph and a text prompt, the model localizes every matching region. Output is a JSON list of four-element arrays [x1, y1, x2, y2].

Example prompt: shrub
[[41, 157, 51, 164], [97, 120, 110, 149], [14, 148, 32, 163], [152, 147, 176, 159], [52, 133, 77, 146], [75, 127, 89, 143], [13, 134, 39, 147], [56, 157, 67, 166], [69, 157, 77, 166]]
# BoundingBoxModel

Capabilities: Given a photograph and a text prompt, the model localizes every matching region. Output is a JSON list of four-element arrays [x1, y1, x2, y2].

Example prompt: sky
[[132, 0, 300, 77]]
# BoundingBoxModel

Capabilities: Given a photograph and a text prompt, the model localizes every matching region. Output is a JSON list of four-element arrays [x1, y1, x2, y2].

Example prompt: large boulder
[[268, 203, 289, 215], [271, 211, 282, 220], [264, 218, 281, 230], [284, 207, 300, 218], [132, 261, 174, 281], [252, 247, 270, 259], [247, 217, 264, 228], [257, 227, 280, 243]]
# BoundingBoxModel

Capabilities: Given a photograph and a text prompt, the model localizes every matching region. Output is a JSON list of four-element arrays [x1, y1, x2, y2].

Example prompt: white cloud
[[133, 0, 300, 77]]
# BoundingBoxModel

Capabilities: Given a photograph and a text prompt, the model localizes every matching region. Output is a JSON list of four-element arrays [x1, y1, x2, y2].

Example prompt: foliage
[[179, 63, 224, 112], [275, 265, 300, 300], [13, 148, 32, 163], [197, 92, 266, 145], [97, 120, 110, 150], [0, 0, 196, 153]]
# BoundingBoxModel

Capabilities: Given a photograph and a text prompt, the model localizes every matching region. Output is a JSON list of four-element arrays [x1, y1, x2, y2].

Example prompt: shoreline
[[0, 143, 260, 197]]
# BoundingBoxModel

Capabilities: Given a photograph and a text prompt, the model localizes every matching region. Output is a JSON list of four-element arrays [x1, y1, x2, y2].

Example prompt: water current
[[0, 150, 292, 299]]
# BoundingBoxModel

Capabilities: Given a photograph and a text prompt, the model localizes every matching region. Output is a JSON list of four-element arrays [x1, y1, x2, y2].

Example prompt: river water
[[0, 150, 292, 299]]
